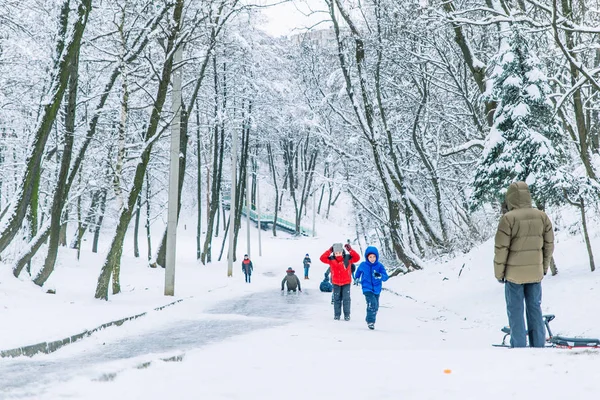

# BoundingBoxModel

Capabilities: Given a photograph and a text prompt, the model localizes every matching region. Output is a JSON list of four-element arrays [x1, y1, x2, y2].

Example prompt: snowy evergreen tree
[[471, 31, 569, 207]]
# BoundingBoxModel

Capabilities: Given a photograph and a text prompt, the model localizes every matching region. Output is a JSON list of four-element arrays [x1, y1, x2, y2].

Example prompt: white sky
[[257, 0, 330, 37]]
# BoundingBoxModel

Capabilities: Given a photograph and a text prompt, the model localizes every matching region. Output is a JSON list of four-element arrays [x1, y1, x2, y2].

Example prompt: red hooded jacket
[[320, 248, 360, 286]]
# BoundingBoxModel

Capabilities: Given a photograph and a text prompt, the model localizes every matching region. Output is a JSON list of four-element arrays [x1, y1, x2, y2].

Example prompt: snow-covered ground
[[2, 210, 600, 399]]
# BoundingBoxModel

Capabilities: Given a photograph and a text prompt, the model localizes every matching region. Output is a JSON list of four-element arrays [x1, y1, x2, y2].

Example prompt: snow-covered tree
[[471, 31, 569, 207]]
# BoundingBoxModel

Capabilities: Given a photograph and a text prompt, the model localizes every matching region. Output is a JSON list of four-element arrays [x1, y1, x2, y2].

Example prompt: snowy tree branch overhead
[[2, 0, 600, 292]]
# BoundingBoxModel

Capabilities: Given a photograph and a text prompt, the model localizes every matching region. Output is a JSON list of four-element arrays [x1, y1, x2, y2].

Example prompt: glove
[[344, 243, 352, 251], [497, 279, 505, 284], [373, 271, 382, 279]]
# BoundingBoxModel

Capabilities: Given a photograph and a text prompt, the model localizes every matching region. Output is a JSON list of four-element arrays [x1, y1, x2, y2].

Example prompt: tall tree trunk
[[196, 102, 202, 259], [283, 139, 299, 233], [0, 0, 91, 255], [12, 224, 51, 278], [552, 0, 598, 181], [95, 0, 184, 299], [145, 172, 152, 261], [59, 205, 68, 247], [65, 5, 170, 200], [296, 149, 318, 232], [579, 197, 595, 272], [441, 0, 496, 125], [92, 188, 107, 254], [70, 189, 99, 251], [34, 49, 80, 287], [133, 194, 141, 258], [201, 54, 225, 264], [328, 0, 423, 269], [232, 102, 250, 257], [267, 143, 278, 236]]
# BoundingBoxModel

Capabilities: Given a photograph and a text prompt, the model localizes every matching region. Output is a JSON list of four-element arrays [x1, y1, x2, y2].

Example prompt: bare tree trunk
[[267, 143, 278, 236], [92, 189, 107, 254], [441, 0, 496, 125], [133, 194, 142, 258], [34, 48, 80, 287], [232, 101, 250, 255], [328, 0, 423, 269], [70, 189, 99, 251], [145, 172, 152, 261], [551, 0, 598, 181], [283, 138, 299, 233], [95, 0, 183, 299], [0, 0, 91, 255], [196, 102, 202, 259], [12, 224, 51, 278], [201, 54, 225, 264], [579, 197, 595, 272]]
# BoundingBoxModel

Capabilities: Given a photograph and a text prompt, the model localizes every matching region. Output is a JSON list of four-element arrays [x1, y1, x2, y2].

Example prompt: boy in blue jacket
[[354, 246, 389, 330]]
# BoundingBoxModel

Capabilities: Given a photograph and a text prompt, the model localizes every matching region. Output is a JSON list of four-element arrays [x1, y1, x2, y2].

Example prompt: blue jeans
[[333, 284, 351, 318], [304, 266, 309, 278], [245, 273, 251, 283], [364, 291, 380, 324], [505, 281, 545, 348]]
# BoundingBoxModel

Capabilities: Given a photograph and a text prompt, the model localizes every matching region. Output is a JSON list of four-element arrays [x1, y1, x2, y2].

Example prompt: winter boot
[[344, 316, 351, 321], [367, 323, 375, 330], [334, 316, 340, 321]]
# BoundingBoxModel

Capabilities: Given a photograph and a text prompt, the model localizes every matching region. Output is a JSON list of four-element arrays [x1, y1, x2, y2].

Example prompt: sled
[[494, 314, 600, 349]]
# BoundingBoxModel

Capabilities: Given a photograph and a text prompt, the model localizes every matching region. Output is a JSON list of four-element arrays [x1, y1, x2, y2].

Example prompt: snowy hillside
[[2, 209, 600, 399]]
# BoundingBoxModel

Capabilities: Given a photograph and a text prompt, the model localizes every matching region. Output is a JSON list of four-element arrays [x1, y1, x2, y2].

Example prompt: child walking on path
[[320, 243, 360, 321], [242, 254, 253, 283], [303, 254, 311, 279], [355, 246, 389, 330]]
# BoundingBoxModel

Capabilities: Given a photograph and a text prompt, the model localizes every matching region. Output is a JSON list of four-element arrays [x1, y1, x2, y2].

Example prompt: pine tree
[[472, 31, 568, 207]]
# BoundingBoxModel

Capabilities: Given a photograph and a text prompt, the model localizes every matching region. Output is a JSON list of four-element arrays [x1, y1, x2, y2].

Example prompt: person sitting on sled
[[282, 267, 302, 293], [320, 268, 333, 293]]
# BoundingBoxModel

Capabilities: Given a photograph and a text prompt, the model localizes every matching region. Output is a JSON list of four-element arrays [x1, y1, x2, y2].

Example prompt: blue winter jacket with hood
[[355, 246, 389, 295]]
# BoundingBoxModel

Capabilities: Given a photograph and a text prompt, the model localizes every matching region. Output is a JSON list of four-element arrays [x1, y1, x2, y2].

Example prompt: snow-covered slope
[[2, 210, 600, 399]]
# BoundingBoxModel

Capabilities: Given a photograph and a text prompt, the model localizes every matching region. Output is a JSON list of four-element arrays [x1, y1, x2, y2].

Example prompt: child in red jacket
[[320, 243, 360, 320]]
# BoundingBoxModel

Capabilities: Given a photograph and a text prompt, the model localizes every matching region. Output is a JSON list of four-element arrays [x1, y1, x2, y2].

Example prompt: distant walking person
[[242, 254, 253, 283], [320, 243, 360, 321], [303, 254, 312, 279], [281, 267, 302, 293], [355, 246, 389, 330], [495, 182, 554, 348]]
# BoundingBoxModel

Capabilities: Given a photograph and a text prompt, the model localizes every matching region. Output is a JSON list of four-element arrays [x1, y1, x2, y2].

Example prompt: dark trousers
[[244, 273, 251, 283], [364, 291, 380, 324], [505, 281, 545, 348], [333, 284, 351, 318]]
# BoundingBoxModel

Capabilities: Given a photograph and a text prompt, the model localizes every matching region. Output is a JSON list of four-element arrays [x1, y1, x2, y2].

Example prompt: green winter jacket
[[494, 182, 554, 284]]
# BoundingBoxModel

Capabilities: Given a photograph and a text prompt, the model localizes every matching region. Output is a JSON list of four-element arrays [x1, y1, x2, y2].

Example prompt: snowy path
[[0, 290, 317, 399], [17, 281, 600, 400]]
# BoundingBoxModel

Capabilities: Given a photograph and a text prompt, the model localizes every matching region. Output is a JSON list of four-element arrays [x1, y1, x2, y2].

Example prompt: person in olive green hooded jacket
[[494, 182, 554, 348]]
